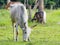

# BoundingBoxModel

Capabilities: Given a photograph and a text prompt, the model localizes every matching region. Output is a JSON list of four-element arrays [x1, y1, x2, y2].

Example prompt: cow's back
[[10, 3, 28, 23]]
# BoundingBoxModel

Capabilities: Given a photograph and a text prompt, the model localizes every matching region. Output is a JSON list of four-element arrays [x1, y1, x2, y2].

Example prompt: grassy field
[[0, 9, 60, 45]]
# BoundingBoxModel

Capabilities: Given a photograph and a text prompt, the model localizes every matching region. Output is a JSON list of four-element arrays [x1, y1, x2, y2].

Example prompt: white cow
[[10, 3, 31, 41]]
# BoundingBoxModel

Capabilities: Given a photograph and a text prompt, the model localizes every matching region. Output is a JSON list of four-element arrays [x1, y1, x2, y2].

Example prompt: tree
[[28, 0, 36, 20], [38, 0, 44, 11]]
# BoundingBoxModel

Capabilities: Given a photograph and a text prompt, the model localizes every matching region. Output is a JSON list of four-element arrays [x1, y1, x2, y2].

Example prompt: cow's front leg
[[15, 23, 18, 41]]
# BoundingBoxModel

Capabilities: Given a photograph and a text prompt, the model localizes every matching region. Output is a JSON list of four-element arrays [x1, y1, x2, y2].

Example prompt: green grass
[[0, 9, 60, 45]]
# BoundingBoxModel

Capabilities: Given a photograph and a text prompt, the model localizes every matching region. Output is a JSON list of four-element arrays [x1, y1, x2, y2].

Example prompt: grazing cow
[[6, 2, 31, 41], [32, 11, 46, 24]]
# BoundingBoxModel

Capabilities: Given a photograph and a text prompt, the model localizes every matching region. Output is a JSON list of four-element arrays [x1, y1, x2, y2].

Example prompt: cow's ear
[[5, 2, 11, 9]]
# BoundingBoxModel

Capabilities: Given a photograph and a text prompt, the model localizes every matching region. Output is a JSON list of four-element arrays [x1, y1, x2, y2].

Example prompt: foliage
[[19, 0, 24, 4], [48, 1, 56, 6], [0, 0, 60, 9], [28, 0, 36, 5], [19, 0, 36, 5]]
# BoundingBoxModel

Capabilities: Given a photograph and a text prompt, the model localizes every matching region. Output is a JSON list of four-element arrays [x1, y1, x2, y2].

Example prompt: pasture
[[0, 9, 60, 45]]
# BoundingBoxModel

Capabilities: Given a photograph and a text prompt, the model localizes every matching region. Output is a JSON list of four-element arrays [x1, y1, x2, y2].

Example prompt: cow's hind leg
[[12, 22, 15, 41], [15, 23, 18, 41], [12, 22, 18, 41]]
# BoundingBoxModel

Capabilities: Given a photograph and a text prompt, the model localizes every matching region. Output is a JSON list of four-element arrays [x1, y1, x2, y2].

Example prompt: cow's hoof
[[23, 40, 28, 42], [28, 38, 31, 42], [14, 39, 18, 42], [23, 39, 31, 42]]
